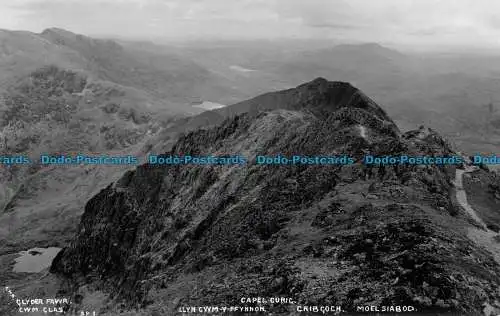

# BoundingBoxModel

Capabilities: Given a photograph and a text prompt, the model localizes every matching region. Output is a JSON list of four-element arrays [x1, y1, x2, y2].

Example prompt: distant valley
[[155, 40, 500, 155]]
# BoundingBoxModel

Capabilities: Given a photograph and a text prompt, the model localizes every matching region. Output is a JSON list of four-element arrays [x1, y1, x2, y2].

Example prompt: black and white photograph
[[0, 0, 500, 315]]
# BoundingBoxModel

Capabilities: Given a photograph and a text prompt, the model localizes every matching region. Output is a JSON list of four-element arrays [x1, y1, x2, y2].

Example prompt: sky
[[1, 0, 499, 50]]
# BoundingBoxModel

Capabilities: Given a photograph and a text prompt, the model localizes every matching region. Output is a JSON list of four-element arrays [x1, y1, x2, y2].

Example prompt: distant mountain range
[[163, 39, 500, 155]]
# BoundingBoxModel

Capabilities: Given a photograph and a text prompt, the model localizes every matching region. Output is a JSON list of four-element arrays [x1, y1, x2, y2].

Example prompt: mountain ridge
[[0, 27, 242, 106], [147, 77, 400, 154], [48, 79, 500, 315]]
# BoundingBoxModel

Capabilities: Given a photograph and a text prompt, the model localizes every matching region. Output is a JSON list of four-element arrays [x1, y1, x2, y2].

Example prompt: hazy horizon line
[[2, 25, 500, 56]]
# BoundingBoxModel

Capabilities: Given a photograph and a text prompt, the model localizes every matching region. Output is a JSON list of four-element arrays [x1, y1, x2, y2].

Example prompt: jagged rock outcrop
[[51, 79, 500, 315]]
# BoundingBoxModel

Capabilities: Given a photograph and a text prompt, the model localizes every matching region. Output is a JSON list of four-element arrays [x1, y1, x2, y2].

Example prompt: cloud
[[0, 0, 499, 49], [305, 22, 361, 30]]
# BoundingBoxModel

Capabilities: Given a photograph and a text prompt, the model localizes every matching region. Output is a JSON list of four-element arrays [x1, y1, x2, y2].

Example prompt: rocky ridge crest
[[51, 79, 500, 315]]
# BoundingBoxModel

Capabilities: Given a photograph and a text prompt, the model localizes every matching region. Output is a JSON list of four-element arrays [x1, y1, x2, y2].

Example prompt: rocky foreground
[[44, 79, 500, 315]]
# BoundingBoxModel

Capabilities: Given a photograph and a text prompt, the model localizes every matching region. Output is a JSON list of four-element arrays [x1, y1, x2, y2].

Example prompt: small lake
[[230, 65, 256, 73], [193, 101, 227, 110], [13, 247, 62, 273]]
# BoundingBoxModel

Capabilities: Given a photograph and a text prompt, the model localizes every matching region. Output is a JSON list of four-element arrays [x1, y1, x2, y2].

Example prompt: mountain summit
[[148, 77, 400, 153], [50, 79, 500, 315], [223, 77, 398, 126]]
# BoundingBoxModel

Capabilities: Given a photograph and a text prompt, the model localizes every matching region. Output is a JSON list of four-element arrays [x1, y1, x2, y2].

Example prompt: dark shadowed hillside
[[48, 79, 500, 315]]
